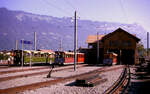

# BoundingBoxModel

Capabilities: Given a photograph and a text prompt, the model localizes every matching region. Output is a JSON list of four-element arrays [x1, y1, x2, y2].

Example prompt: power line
[[119, 0, 129, 22], [42, 0, 73, 17], [51, 0, 74, 15], [40, 0, 64, 16], [64, 0, 76, 11], [63, 0, 87, 21]]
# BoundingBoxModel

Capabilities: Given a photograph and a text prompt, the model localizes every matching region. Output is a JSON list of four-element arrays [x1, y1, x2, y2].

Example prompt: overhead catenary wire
[[119, 0, 129, 23], [40, 0, 64, 16], [41, 0, 73, 17], [63, 0, 76, 11]]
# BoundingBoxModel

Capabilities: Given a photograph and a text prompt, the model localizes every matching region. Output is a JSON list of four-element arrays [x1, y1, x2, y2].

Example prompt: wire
[[63, 0, 76, 11], [119, 0, 129, 22], [41, 0, 73, 17], [51, 0, 74, 15], [63, 0, 85, 20]]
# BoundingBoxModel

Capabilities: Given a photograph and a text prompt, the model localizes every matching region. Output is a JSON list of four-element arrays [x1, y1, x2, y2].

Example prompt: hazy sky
[[1, 0, 150, 32]]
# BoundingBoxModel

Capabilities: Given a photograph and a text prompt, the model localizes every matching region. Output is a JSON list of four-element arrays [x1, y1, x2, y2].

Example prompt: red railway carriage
[[54, 51, 84, 65], [103, 52, 117, 65]]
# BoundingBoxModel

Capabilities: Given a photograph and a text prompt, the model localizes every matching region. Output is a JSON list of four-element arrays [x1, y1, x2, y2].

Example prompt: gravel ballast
[[20, 66, 123, 94], [0, 66, 100, 89]]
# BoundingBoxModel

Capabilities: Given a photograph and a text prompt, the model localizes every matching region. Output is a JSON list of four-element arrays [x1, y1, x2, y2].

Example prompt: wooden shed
[[86, 28, 140, 65]]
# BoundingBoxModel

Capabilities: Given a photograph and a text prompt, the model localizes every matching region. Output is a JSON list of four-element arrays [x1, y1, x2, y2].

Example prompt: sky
[[0, 0, 150, 32]]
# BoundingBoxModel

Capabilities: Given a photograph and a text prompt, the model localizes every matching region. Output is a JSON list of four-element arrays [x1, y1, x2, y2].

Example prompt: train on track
[[103, 52, 117, 66], [12, 50, 84, 66], [4, 50, 118, 66], [54, 51, 84, 65]]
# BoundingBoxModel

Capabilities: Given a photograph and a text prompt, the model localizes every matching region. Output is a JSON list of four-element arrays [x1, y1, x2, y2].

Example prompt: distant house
[[85, 28, 140, 65]]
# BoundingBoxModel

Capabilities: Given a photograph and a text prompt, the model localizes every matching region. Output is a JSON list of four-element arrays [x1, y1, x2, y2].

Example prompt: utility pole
[[59, 38, 62, 51], [21, 39, 24, 67], [34, 32, 36, 51], [97, 32, 99, 64], [15, 40, 18, 50], [30, 43, 32, 67], [74, 11, 77, 71], [147, 32, 149, 56]]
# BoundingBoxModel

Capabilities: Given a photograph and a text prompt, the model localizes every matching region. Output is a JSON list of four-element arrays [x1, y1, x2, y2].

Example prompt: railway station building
[[85, 28, 140, 65]]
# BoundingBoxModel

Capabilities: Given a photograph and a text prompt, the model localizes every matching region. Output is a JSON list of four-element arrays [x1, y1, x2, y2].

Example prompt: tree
[[137, 42, 146, 57]]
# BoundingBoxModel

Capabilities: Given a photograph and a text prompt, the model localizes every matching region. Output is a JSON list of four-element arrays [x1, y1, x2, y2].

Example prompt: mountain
[[0, 8, 147, 51]]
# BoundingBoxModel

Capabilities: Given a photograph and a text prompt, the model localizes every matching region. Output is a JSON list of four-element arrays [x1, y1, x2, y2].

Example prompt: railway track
[[0, 65, 124, 94], [0, 64, 86, 82], [0, 66, 9, 69], [0, 63, 85, 75], [103, 65, 131, 94], [0, 67, 49, 75]]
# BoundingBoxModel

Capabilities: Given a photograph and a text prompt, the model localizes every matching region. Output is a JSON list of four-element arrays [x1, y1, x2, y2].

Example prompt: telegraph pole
[[59, 38, 62, 51], [147, 32, 149, 56], [30, 42, 32, 67], [21, 39, 24, 67], [34, 32, 36, 51], [15, 40, 18, 50], [74, 11, 77, 71], [97, 32, 99, 64]]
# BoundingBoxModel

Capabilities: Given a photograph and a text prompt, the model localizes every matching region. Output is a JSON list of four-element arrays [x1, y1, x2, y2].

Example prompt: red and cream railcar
[[103, 52, 117, 65], [54, 51, 84, 65]]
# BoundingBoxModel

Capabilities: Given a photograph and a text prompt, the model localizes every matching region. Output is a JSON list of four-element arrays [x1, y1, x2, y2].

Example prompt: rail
[[0, 65, 124, 94], [103, 65, 131, 94]]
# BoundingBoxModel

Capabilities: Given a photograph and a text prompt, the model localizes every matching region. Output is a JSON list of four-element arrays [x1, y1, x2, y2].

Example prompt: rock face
[[0, 8, 147, 51]]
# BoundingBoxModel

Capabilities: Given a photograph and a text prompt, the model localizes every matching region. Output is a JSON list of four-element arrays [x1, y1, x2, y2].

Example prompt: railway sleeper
[[76, 74, 99, 84], [86, 78, 107, 87], [75, 74, 107, 87]]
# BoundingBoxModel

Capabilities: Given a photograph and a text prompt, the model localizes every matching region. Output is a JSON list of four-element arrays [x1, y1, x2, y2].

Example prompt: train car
[[13, 50, 23, 65], [54, 51, 84, 65], [103, 52, 117, 65], [13, 50, 55, 66]]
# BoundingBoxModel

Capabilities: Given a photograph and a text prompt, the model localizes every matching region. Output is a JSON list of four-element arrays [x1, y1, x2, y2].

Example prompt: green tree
[[137, 42, 146, 57]]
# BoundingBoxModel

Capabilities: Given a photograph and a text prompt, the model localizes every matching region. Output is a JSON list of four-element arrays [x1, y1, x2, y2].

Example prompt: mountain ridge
[[0, 8, 147, 51]]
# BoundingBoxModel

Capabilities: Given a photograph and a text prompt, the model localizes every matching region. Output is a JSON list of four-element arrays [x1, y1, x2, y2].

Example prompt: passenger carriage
[[54, 51, 84, 65]]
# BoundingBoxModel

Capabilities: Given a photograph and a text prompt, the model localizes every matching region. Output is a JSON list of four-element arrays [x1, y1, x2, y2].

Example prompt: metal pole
[[16, 40, 18, 50], [34, 32, 36, 51], [74, 11, 77, 71], [97, 32, 99, 64], [21, 40, 24, 67], [59, 38, 62, 51], [147, 32, 149, 56], [30, 43, 32, 67]]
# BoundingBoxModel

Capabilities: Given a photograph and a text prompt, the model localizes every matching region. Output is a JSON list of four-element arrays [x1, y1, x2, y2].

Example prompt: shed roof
[[86, 35, 105, 43], [101, 28, 140, 42], [86, 28, 140, 44]]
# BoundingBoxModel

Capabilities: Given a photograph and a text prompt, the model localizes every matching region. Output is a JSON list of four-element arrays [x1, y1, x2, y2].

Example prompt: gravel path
[[20, 66, 123, 94], [0, 66, 100, 89]]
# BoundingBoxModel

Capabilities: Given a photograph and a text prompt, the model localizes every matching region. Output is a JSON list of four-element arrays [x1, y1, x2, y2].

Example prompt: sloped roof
[[86, 35, 105, 43], [101, 28, 140, 42], [86, 28, 140, 44]]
